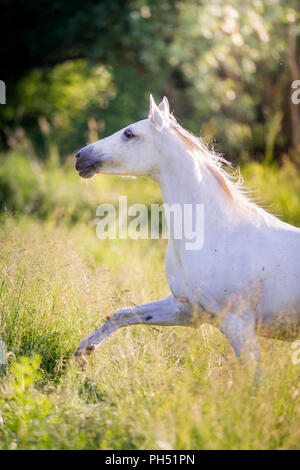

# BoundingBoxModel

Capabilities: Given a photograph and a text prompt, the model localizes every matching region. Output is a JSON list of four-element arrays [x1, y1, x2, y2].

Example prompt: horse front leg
[[75, 295, 193, 358], [220, 311, 262, 382]]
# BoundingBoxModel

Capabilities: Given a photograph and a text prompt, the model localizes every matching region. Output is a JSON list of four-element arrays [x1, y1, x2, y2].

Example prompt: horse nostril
[[75, 151, 81, 159]]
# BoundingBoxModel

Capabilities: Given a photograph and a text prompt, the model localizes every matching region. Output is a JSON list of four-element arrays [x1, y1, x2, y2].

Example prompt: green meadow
[[1, 0, 300, 450], [0, 152, 299, 450]]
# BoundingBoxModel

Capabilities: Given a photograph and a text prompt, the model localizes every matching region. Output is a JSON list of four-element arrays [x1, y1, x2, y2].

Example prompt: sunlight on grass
[[0, 153, 299, 449]]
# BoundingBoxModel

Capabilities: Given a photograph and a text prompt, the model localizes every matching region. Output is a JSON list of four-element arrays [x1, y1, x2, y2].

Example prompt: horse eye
[[124, 129, 134, 139]]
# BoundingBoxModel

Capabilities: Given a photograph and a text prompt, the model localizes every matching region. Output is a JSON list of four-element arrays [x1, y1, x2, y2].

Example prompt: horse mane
[[168, 114, 268, 216]]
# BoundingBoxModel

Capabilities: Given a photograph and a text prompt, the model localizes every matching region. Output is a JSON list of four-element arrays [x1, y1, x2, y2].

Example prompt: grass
[[0, 152, 299, 449]]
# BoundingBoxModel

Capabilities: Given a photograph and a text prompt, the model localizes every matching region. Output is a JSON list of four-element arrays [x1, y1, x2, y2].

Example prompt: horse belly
[[256, 307, 300, 341]]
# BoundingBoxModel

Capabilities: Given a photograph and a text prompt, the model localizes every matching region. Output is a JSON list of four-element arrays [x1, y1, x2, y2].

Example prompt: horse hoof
[[86, 344, 96, 354], [74, 339, 97, 358]]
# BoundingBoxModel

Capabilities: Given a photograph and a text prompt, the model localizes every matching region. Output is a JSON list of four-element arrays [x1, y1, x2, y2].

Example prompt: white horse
[[74, 95, 300, 373]]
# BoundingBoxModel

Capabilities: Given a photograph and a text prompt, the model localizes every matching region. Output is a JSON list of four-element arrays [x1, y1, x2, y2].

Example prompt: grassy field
[[0, 152, 299, 450]]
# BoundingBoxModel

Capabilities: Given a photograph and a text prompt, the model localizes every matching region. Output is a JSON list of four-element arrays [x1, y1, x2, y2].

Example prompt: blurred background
[[1, 0, 299, 160], [1, 0, 300, 225], [0, 2, 300, 450]]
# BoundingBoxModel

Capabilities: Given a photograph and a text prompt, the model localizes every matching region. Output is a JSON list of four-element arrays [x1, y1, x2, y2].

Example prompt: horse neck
[[155, 146, 234, 224]]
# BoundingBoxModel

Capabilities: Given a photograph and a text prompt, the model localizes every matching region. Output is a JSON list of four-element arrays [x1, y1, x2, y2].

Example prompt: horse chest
[[165, 239, 217, 304]]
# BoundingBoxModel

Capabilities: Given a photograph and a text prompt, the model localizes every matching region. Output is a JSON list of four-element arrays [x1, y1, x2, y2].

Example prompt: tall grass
[[0, 152, 299, 449]]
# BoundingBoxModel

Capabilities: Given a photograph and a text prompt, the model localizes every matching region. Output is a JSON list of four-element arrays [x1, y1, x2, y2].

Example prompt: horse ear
[[158, 96, 169, 118], [149, 94, 157, 115], [149, 94, 165, 129]]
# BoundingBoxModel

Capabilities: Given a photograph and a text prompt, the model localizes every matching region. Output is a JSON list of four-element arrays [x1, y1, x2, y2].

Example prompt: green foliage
[[0, 213, 299, 449], [16, 60, 116, 157], [0, 356, 104, 449], [0, 152, 161, 223], [129, 0, 300, 158], [243, 160, 300, 227], [1, 0, 299, 159], [0, 152, 299, 449]]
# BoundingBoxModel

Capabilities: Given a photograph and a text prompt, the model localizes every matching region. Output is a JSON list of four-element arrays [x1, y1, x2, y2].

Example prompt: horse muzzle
[[75, 145, 106, 178]]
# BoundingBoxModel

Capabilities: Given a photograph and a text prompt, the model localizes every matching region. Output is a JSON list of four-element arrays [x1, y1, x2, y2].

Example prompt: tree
[[1, 0, 299, 161]]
